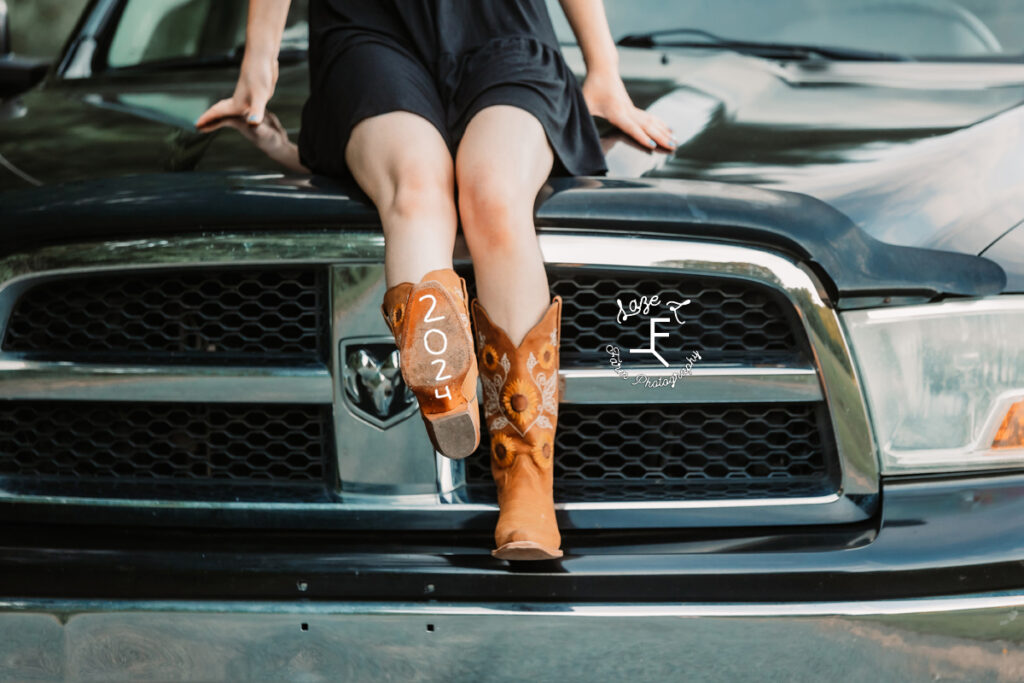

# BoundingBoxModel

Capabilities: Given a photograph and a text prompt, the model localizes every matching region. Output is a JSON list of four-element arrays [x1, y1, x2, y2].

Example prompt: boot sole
[[491, 541, 564, 561], [403, 282, 473, 390], [402, 279, 479, 458]]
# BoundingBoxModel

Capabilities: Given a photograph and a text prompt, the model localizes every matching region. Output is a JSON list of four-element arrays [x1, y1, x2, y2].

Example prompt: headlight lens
[[841, 296, 1024, 474]]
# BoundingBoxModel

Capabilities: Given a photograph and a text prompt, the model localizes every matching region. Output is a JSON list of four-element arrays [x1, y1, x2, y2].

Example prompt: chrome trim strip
[[2, 591, 1023, 617], [559, 363, 823, 404], [0, 361, 332, 403], [0, 234, 385, 288], [0, 491, 840, 512], [557, 493, 840, 511], [435, 451, 462, 496]]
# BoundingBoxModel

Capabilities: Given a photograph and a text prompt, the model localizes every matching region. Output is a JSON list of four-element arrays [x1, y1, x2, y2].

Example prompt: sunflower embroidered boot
[[470, 295, 563, 560], [380, 268, 480, 459]]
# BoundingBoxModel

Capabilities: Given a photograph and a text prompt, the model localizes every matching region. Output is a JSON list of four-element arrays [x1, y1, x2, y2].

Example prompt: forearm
[[245, 0, 292, 59], [556, 0, 619, 76]]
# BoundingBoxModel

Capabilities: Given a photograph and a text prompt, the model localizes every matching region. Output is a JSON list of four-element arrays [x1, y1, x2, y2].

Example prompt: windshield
[[103, 0, 1023, 69], [106, 0, 308, 69]]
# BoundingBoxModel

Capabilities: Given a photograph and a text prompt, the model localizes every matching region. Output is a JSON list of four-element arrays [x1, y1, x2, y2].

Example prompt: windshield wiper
[[617, 28, 912, 62]]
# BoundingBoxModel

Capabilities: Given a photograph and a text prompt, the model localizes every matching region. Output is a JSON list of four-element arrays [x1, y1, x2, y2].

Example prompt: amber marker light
[[991, 399, 1024, 450]]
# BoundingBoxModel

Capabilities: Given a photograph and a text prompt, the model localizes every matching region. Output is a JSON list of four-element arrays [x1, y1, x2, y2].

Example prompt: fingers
[[245, 94, 269, 126], [198, 116, 261, 146], [612, 107, 657, 151], [263, 111, 286, 134], [637, 110, 676, 150], [645, 119, 677, 151], [195, 95, 273, 129], [197, 118, 242, 134], [645, 113, 676, 147], [612, 107, 677, 151], [195, 98, 243, 128]]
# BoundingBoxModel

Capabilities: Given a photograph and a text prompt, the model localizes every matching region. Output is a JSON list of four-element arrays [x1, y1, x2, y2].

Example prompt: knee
[[383, 157, 455, 222], [456, 167, 530, 249]]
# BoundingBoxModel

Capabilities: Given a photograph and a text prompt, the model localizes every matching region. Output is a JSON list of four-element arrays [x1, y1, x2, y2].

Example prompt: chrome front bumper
[[2, 594, 1022, 681]]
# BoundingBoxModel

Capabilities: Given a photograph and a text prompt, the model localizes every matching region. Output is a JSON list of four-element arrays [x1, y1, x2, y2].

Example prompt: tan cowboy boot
[[380, 268, 480, 459], [470, 295, 563, 560]]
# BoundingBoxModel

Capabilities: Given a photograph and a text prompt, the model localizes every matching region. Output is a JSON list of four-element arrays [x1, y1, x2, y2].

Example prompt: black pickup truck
[[0, 0, 1022, 680]]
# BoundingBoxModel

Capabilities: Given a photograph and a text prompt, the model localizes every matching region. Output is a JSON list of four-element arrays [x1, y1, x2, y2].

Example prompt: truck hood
[[602, 50, 1024, 255], [0, 170, 1007, 307], [2, 48, 1024, 257]]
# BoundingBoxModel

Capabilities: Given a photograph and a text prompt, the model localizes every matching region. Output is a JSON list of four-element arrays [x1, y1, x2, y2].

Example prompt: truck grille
[[2, 269, 328, 361], [465, 402, 838, 502], [0, 232, 876, 526], [0, 267, 835, 503]]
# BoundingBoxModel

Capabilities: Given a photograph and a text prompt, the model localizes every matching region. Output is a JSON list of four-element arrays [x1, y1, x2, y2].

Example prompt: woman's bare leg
[[455, 105, 555, 346], [345, 111, 458, 287]]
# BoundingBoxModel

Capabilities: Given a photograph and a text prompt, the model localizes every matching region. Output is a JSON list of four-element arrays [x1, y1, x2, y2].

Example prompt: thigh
[[454, 104, 555, 200], [299, 35, 453, 187]]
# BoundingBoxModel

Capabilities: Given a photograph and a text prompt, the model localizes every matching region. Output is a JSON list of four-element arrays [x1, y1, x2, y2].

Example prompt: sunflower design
[[536, 341, 557, 370], [501, 378, 540, 431], [391, 301, 405, 328], [530, 439, 554, 470], [480, 343, 501, 373], [491, 432, 517, 468]]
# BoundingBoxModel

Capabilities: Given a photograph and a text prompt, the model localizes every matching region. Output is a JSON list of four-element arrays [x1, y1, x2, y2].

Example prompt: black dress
[[297, 0, 609, 185]]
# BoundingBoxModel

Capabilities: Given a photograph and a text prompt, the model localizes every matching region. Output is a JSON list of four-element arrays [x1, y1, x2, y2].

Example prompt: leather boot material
[[380, 268, 480, 459], [470, 295, 563, 560]]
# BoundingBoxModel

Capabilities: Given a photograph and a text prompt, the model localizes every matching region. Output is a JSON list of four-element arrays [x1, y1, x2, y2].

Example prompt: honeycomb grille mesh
[[458, 266, 803, 363], [0, 402, 331, 493], [465, 403, 838, 502], [2, 269, 327, 360]]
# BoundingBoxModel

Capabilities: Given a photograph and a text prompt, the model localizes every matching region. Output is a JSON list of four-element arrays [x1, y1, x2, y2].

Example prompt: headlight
[[841, 295, 1024, 474]]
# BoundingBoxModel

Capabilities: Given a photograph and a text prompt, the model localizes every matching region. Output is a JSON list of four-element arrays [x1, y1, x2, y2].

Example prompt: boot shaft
[[470, 295, 562, 440]]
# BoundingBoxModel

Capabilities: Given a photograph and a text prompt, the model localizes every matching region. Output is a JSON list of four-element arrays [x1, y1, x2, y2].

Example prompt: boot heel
[[422, 394, 481, 460]]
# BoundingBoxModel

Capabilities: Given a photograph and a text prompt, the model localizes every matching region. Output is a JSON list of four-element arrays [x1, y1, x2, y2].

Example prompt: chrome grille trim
[[0, 490, 842, 511], [4, 590, 1024, 616], [0, 360, 332, 403], [0, 230, 878, 524], [559, 363, 823, 404], [0, 356, 819, 405]]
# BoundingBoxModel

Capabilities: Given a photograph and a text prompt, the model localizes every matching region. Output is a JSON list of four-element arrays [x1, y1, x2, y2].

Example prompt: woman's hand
[[582, 70, 676, 151], [197, 110, 309, 174], [195, 49, 279, 128]]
